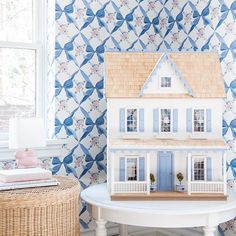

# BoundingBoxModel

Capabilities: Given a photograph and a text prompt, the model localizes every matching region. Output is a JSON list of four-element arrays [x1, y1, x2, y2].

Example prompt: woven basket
[[0, 176, 80, 236]]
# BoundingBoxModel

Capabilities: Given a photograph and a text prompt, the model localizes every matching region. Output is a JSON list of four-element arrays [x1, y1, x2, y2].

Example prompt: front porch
[[109, 138, 228, 200]]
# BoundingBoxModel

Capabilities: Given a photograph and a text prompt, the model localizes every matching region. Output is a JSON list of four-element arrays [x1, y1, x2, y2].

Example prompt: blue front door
[[158, 151, 173, 191]]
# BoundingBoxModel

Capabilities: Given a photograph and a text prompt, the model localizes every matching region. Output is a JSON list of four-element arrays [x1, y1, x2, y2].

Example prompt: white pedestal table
[[81, 184, 236, 236]]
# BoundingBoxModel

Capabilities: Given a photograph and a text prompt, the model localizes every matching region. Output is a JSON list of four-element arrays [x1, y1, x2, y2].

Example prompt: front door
[[158, 151, 173, 191]]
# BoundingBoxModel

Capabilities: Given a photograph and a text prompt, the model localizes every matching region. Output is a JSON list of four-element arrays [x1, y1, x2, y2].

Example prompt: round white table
[[81, 184, 236, 236]]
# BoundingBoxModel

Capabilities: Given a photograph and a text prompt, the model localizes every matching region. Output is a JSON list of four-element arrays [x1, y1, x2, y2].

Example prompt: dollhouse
[[105, 51, 228, 200]]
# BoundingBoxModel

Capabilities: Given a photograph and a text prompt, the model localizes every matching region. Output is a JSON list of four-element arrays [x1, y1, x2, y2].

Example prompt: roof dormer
[[140, 53, 193, 96]]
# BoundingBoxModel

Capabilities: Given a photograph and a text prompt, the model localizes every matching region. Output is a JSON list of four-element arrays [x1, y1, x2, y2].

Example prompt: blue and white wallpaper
[[53, 0, 236, 234], [21, 0, 236, 234]]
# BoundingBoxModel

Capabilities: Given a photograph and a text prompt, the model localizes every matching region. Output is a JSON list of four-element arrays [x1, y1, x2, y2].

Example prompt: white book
[[0, 178, 59, 191], [0, 168, 52, 183]]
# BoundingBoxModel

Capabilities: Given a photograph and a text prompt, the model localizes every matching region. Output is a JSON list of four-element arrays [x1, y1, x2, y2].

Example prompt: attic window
[[161, 77, 171, 88]]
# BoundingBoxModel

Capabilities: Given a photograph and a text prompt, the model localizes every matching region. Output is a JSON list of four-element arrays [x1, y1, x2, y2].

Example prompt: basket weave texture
[[0, 176, 80, 236]]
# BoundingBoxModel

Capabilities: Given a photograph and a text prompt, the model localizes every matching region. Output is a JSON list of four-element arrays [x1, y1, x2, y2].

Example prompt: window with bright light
[[0, 0, 45, 137], [127, 158, 137, 181], [160, 109, 171, 132], [126, 109, 138, 133], [193, 109, 205, 132]]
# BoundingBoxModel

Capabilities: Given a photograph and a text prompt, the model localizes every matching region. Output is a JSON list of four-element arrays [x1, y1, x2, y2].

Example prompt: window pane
[[161, 109, 171, 132], [126, 109, 137, 132], [161, 77, 171, 87], [194, 159, 205, 181], [0, 0, 33, 42], [0, 48, 36, 133], [127, 158, 137, 181], [194, 109, 204, 132]]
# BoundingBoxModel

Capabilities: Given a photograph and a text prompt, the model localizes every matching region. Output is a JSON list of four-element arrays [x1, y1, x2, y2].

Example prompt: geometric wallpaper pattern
[[2, 0, 235, 234], [54, 0, 236, 234]]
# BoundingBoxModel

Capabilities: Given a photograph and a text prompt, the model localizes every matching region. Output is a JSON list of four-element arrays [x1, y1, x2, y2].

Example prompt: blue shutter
[[119, 157, 125, 181], [206, 109, 212, 132], [139, 157, 145, 181], [139, 109, 144, 132], [173, 109, 178, 133], [207, 157, 212, 181], [119, 108, 125, 132], [153, 109, 159, 132], [186, 108, 192, 132]]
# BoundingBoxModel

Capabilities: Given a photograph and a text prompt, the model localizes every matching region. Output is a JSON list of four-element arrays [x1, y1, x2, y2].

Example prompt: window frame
[[125, 107, 139, 134], [160, 76, 172, 88], [0, 0, 47, 140], [159, 108, 173, 134], [192, 156, 207, 181], [192, 108, 206, 133], [125, 156, 139, 182]]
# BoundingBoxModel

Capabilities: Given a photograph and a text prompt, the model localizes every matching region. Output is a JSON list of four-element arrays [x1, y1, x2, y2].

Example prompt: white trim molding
[[0, 139, 67, 160]]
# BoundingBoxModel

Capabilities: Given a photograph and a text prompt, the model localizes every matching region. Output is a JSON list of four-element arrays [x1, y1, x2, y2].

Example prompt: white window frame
[[125, 108, 139, 134], [192, 108, 206, 133], [125, 156, 139, 182], [192, 156, 207, 181], [160, 76, 172, 88], [159, 108, 172, 134], [158, 74, 174, 89], [0, 0, 47, 141]]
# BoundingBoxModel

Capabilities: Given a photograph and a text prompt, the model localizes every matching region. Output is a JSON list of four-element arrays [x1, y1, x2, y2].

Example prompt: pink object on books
[[0, 168, 52, 183], [15, 149, 38, 168]]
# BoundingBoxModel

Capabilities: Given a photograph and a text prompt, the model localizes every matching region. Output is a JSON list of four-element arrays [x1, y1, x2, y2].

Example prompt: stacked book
[[0, 168, 59, 191]]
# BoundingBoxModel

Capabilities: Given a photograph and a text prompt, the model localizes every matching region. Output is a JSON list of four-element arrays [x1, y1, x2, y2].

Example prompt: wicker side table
[[0, 176, 80, 236]]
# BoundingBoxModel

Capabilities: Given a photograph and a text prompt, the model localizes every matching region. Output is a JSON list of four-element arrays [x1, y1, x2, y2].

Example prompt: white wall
[[107, 98, 223, 140]]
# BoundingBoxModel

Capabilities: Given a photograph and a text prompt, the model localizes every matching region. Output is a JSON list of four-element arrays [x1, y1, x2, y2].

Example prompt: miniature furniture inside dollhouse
[[105, 51, 228, 200]]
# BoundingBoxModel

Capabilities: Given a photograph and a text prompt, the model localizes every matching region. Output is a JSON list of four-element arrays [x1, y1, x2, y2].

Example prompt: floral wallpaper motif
[[52, 0, 236, 234]]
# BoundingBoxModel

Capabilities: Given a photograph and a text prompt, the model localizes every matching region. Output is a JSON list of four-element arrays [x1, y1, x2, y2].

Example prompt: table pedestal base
[[96, 219, 107, 236], [119, 224, 128, 236], [203, 226, 216, 236]]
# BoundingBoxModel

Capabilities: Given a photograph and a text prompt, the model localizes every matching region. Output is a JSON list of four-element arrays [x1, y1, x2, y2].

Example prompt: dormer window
[[126, 108, 138, 132], [161, 77, 171, 88]]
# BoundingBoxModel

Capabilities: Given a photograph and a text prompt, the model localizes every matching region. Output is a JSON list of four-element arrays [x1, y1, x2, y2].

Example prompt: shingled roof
[[104, 51, 225, 98]]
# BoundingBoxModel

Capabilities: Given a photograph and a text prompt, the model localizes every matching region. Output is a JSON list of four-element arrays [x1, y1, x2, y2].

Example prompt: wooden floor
[[111, 191, 227, 201]]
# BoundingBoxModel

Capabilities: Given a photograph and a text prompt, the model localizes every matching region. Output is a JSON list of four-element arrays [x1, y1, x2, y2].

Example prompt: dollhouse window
[[127, 158, 137, 181], [160, 109, 171, 132], [193, 109, 205, 132], [126, 109, 138, 132], [193, 158, 205, 181], [161, 77, 171, 87]]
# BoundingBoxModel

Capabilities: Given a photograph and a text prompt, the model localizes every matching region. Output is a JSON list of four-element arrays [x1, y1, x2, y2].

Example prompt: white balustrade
[[113, 182, 147, 193], [190, 181, 224, 193]]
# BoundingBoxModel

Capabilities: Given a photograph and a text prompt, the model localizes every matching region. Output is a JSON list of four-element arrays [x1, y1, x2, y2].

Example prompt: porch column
[[146, 152, 150, 195], [110, 151, 115, 195], [187, 153, 192, 195], [223, 151, 227, 195]]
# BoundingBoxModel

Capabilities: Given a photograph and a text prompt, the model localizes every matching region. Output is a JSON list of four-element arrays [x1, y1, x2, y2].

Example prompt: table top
[[0, 176, 80, 207], [81, 183, 236, 216]]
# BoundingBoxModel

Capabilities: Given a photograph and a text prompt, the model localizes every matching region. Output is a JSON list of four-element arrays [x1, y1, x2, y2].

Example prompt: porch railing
[[189, 181, 224, 194], [113, 181, 147, 193]]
